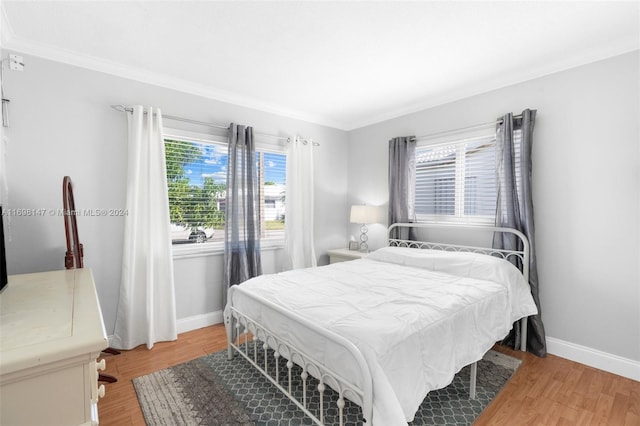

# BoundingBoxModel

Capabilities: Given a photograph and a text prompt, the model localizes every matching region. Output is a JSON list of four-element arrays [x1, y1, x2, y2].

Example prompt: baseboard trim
[[547, 336, 640, 381], [176, 310, 224, 335], [107, 311, 224, 349], [110, 314, 640, 382]]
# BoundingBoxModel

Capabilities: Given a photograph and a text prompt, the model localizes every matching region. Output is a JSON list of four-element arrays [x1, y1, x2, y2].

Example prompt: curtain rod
[[412, 113, 522, 142], [110, 105, 319, 146]]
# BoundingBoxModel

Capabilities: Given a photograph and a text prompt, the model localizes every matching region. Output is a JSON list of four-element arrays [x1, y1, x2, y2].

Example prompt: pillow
[[367, 246, 537, 320], [367, 246, 525, 289]]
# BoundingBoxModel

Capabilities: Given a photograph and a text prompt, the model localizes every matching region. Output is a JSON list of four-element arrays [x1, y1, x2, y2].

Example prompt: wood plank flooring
[[97, 324, 640, 425]]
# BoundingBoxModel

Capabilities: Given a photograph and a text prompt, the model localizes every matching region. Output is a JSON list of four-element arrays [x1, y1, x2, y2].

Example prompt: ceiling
[[1, 1, 639, 130]]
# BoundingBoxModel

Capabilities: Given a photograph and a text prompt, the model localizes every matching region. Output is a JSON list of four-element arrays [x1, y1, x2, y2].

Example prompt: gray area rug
[[133, 347, 521, 425]]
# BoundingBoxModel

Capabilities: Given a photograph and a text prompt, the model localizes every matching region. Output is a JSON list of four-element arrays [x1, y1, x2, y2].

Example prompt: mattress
[[226, 246, 538, 425]]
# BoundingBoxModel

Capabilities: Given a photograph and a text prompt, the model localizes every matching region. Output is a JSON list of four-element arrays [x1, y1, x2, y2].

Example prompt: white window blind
[[415, 135, 497, 222], [164, 136, 287, 245], [260, 151, 287, 240]]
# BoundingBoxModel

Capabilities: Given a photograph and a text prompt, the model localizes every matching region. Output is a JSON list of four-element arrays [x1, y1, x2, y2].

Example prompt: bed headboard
[[387, 222, 530, 282]]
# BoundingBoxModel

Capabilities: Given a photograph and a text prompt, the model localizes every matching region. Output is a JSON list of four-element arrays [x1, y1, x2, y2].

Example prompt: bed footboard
[[226, 287, 374, 426]]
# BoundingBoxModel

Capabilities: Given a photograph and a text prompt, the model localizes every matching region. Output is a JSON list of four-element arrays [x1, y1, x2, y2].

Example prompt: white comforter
[[226, 247, 538, 425]]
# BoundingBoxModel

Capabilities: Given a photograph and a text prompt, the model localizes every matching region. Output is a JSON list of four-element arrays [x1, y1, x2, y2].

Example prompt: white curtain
[[111, 105, 177, 350], [284, 136, 316, 269]]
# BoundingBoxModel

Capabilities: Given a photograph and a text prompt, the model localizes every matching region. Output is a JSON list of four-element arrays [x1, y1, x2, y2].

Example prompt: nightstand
[[327, 248, 369, 264]]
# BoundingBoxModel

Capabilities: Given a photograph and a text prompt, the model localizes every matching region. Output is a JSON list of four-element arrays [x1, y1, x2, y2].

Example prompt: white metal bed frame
[[225, 223, 530, 425]]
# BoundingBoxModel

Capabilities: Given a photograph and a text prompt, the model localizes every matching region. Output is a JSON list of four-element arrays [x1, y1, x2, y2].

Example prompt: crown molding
[[1, 35, 348, 130], [2, 28, 637, 132]]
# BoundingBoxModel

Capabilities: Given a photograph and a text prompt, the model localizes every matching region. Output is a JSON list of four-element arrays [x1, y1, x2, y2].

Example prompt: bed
[[224, 223, 538, 425]]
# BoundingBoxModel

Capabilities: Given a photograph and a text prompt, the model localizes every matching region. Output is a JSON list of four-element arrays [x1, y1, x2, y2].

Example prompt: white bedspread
[[226, 247, 538, 425]]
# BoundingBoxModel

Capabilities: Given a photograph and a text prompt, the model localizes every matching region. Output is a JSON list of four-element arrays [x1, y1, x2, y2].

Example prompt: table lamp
[[350, 205, 378, 252]]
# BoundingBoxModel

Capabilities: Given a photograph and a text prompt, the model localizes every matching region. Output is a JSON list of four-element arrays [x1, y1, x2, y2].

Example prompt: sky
[[183, 141, 286, 187]]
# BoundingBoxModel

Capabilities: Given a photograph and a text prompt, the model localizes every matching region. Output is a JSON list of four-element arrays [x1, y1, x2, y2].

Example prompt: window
[[415, 134, 497, 223], [164, 130, 286, 246]]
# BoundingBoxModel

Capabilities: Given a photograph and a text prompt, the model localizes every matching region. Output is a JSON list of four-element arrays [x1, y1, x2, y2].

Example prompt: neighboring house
[[263, 183, 285, 222], [213, 183, 285, 223]]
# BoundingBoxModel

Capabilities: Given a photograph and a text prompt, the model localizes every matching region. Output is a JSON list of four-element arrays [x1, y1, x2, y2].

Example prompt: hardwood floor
[[98, 324, 640, 425]]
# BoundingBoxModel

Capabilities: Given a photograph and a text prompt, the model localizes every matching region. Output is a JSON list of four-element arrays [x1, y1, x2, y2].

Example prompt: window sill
[[172, 239, 285, 260]]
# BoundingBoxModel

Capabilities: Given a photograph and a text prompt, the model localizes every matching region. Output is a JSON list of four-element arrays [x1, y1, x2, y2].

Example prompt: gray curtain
[[388, 136, 417, 240], [224, 123, 262, 299], [494, 109, 546, 357]]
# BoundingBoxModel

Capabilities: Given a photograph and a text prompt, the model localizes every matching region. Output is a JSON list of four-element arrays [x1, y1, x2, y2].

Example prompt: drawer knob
[[98, 384, 106, 399], [96, 359, 106, 371]]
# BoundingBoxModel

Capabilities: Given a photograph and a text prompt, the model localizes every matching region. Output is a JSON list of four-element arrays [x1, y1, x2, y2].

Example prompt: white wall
[[348, 51, 640, 374], [2, 49, 638, 379], [1, 54, 349, 334]]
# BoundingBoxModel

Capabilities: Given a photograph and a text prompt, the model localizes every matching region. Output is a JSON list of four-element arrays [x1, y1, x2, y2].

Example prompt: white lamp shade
[[350, 205, 378, 224]]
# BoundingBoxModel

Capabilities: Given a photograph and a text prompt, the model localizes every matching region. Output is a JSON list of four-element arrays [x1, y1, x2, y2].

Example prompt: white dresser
[[0, 268, 109, 426]]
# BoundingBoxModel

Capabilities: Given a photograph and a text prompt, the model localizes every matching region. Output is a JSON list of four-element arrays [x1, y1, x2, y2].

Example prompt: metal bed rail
[[225, 222, 533, 425]]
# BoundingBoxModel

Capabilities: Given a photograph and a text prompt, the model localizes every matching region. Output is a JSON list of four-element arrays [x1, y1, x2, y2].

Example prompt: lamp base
[[359, 224, 369, 252]]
